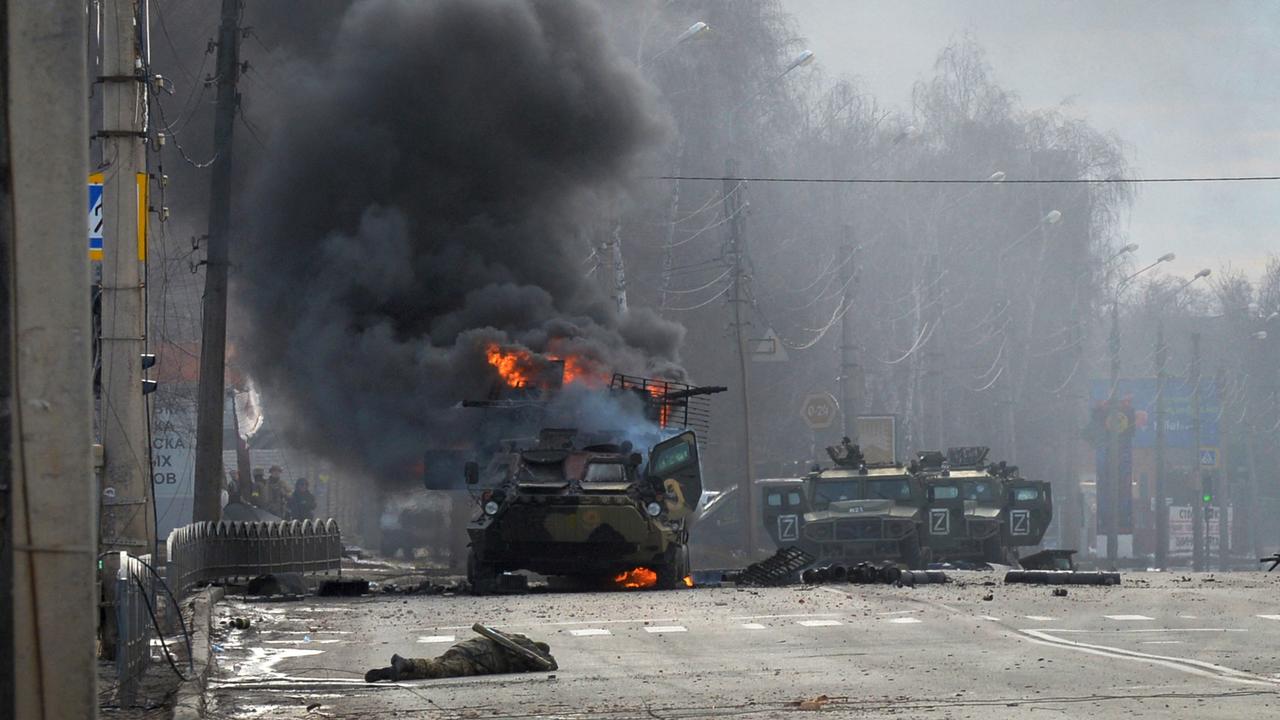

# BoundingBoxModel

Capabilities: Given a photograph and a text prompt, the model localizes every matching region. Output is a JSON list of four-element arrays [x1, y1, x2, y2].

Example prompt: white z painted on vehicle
[[778, 514, 799, 542], [929, 508, 950, 535], [1010, 509, 1031, 536]]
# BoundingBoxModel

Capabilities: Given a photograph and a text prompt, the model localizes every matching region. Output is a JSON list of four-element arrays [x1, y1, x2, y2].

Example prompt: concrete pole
[[1216, 365, 1229, 570], [1191, 332, 1204, 571], [7, 1, 98, 716], [193, 0, 241, 522], [1106, 300, 1121, 567], [838, 229, 858, 441], [99, 0, 153, 558], [724, 159, 758, 557], [1154, 318, 1168, 568]]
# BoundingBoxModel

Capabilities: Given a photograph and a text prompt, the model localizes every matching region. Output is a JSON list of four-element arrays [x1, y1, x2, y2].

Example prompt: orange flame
[[647, 384, 671, 428], [486, 345, 538, 388], [613, 567, 658, 589], [682, 575, 694, 588]]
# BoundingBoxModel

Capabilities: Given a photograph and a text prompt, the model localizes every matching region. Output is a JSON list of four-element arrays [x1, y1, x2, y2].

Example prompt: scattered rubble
[[1052, 588, 1068, 597], [731, 546, 815, 587], [318, 578, 372, 597]]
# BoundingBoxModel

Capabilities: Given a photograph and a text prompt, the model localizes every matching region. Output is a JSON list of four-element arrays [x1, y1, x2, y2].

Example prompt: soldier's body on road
[[365, 633, 555, 682]]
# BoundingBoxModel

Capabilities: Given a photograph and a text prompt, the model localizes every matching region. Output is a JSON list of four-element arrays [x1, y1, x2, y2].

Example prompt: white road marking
[[980, 616, 1000, 621], [876, 610, 915, 616], [730, 613, 840, 620], [262, 639, 343, 645], [796, 620, 842, 627], [432, 617, 678, 630], [1048, 628, 1247, 634], [417, 635, 455, 643], [1179, 615, 1198, 619], [1141, 641, 1184, 645], [1019, 629, 1280, 687], [1257, 614, 1280, 621], [568, 628, 611, 637], [887, 617, 922, 624], [1105, 614, 1155, 621], [644, 626, 688, 634], [1024, 615, 1055, 621], [740, 623, 767, 630]]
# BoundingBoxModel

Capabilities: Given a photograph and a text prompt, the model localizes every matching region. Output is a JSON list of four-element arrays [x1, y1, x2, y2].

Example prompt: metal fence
[[112, 519, 343, 706], [114, 551, 157, 707], [165, 518, 343, 597]]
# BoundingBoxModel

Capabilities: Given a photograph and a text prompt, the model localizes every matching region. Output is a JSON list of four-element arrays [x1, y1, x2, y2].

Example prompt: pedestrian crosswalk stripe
[[887, 617, 922, 624], [740, 623, 767, 630], [1105, 615, 1154, 621], [417, 635, 455, 643], [980, 616, 1000, 621], [1256, 615, 1280, 621], [1024, 616, 1054, 621], [569, 628, 611, 637], [797, 619, 843, 627], [644, 625, 688, 633]]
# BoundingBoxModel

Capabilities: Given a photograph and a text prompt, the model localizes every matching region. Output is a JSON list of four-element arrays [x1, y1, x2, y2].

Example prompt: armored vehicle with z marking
[[463, 375, 722, 593], [761, 440, 927, 568], [913, 447, 1052, 565]]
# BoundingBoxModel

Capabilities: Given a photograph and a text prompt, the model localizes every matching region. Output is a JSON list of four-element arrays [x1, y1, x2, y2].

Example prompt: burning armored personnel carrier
[[462, 367, 723, 594]]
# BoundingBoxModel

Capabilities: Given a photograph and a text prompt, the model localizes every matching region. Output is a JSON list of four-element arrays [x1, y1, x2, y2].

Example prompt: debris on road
[[1261, 553, 1280, 571], [797, 695, 830, 711], [1004, 570, 1120, 586], [1019, 549, 1077, 571], [896, 570, 950, 586], [245, 572, 307, 597], [318, 578, 371, 596], [225, 617, 251, 630], [732, 546, 815, 587], [1052, 588, 1068, 597]]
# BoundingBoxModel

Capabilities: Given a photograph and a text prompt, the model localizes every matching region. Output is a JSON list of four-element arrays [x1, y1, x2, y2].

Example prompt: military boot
[[364, 654, 409, 683]]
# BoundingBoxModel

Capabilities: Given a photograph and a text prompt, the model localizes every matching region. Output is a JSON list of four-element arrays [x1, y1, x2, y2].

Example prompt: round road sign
[[801, 393, 839, 431]]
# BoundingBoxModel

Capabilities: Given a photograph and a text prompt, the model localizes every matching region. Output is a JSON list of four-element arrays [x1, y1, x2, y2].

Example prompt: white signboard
[[152, 395, 196, 538], [1168, 505, 1233, 558]]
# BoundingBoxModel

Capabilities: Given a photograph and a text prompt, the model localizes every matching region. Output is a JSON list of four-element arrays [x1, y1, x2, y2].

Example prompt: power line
[[647, 174, 1280, 185]]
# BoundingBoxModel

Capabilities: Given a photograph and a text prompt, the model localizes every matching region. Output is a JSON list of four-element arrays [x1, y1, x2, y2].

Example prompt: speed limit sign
[[801, 393, 839, 430]]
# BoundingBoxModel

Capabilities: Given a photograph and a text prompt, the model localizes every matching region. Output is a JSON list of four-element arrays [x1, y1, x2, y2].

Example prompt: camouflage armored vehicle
[[913, 447, 1052, 565], [463, 375, 722, 594], [760, 440, 927, 568]]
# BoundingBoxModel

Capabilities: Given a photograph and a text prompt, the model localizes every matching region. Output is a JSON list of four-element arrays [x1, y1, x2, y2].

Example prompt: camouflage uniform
[[365, 635, 554, 682]]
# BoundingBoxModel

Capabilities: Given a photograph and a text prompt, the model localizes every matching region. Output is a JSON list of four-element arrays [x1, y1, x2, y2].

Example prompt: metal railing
[[114, 551, 158, 707], [112, 519, 343, 706], [165, 518, 343, 598]]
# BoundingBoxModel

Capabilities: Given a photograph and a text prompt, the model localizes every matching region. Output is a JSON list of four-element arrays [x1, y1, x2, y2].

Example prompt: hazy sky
[[788, 0, 1280, 281]]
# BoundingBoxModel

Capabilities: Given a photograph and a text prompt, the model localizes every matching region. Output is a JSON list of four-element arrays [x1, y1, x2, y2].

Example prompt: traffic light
[[1200, 472, 1215, 504]]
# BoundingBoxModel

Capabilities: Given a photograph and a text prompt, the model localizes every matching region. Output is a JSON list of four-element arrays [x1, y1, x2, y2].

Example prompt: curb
[[173, 586, 224, 720]]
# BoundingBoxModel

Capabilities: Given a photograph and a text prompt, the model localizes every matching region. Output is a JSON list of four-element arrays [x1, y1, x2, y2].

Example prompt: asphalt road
[[203, 571, 1280, 719]]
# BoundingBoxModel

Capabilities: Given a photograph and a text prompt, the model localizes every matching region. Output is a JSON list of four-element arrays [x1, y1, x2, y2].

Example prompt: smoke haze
[[234, 0, 682, 477]]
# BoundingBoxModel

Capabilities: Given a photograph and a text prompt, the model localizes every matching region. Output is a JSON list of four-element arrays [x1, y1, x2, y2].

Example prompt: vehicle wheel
[[656, 545, 691, 590], [981, 536, 1006, 565], [467, 549, 498, 596]]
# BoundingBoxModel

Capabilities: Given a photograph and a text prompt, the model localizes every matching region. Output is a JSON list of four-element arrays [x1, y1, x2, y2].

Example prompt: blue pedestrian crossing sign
[[1199, 448, 1218, 468], [88, 173, 104, 261]]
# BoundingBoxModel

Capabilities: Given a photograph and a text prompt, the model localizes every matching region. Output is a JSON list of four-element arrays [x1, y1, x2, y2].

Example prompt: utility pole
[[838, 227, 858, 441], [1154, 318, 1168, 568], [194, 0, 242, 522], [1105, 300, 1121, 567], [1216, 365, 1229, 570], [724, 159, 758, 557], [8, 0, 97, 715], [925, 253, 943, 449], [99, 0, 153, 561], [1191, 332, 1204, 572]]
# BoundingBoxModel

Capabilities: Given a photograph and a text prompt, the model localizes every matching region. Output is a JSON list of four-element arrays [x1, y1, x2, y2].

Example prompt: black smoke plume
[[234, 0, 682, 480]]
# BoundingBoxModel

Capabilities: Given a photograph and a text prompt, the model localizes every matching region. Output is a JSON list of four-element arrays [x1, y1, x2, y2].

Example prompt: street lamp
[[1000, 209, 1064, 257], [642, 21, 711, 67], [1103, 251, 1176, 566]]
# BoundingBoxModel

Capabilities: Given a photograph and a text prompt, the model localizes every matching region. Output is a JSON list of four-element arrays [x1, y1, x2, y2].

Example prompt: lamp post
[[1104, 252, 1175, 566], [726, 49, 815, 558], [1153, 268, 1210, 568]]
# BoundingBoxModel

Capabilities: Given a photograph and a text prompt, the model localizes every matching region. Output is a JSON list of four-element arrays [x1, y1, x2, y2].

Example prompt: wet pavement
[[203, 571, 1280, 719]]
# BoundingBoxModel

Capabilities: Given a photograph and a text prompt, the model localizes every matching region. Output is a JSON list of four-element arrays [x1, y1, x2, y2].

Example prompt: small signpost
[[801, 393, 838, 431]]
